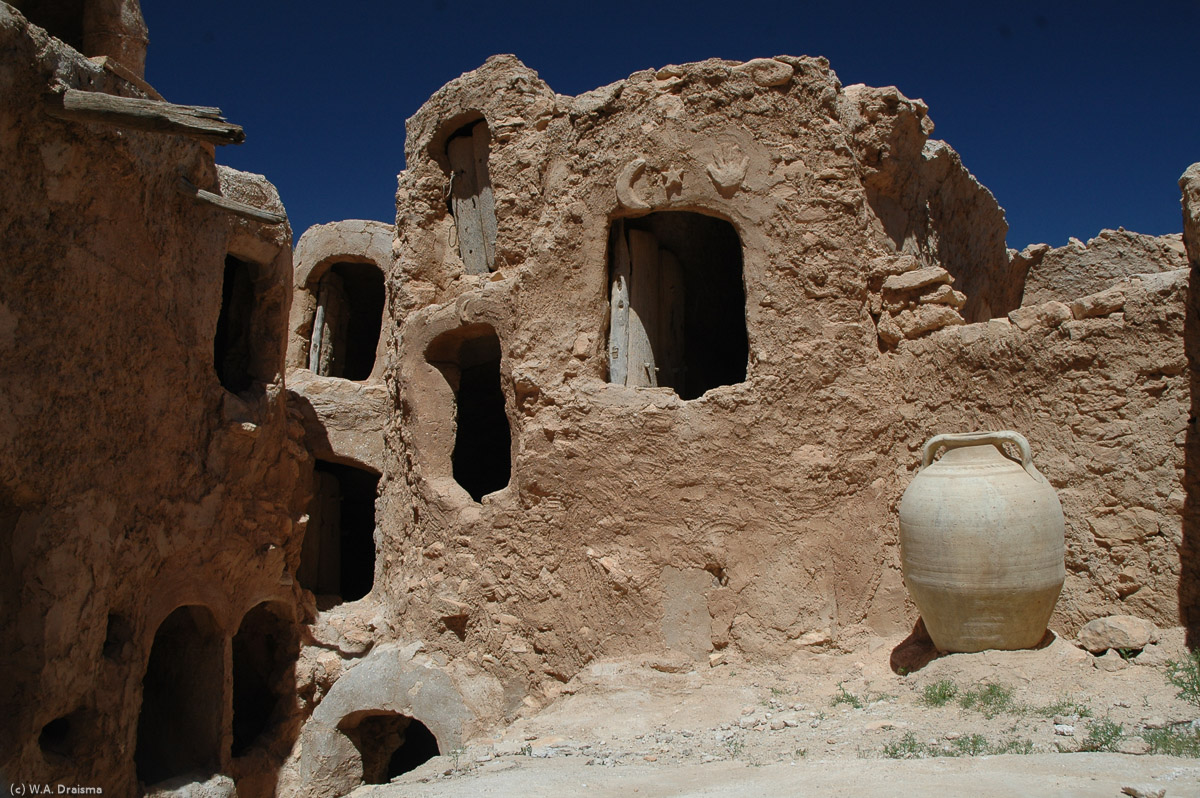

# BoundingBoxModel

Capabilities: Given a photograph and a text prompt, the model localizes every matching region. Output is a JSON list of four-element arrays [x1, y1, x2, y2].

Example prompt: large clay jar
[[899, 431, 1065, 653]]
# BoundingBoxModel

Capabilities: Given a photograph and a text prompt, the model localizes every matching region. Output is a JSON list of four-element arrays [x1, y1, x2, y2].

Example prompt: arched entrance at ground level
[[232, 601, 298, 757], [135, 605, 222, 785], [338, 712, 441, 784]]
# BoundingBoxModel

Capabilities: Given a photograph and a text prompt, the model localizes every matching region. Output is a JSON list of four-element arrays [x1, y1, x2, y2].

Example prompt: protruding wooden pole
[[44, 88, 246, 145]]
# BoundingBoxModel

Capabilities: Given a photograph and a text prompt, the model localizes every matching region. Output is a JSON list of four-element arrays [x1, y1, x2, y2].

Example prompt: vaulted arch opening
[[307, 261, 386, 381], [338, 712, 441, 784], [425, 324, 511, 501], [232, 602, 297, 757], [298, 460, 379, 606], [135, 605, 222, 785]]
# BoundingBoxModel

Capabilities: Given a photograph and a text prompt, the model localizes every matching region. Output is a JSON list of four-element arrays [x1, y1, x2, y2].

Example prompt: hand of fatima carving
[[707, 144, 749, 194]]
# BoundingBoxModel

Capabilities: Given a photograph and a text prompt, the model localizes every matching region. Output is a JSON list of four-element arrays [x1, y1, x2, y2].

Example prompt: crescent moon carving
[[616, 157, 650, 210]]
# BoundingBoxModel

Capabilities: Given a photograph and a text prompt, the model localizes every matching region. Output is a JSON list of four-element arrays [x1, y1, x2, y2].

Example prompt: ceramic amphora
[[899, 431, 1065, 653]]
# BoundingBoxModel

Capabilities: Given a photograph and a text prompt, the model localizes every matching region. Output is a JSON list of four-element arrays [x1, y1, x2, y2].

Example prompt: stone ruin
[[2, 2, 1199, 795]]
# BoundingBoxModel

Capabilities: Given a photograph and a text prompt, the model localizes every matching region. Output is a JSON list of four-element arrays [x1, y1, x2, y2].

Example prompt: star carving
[[663, 166, 684, 194]]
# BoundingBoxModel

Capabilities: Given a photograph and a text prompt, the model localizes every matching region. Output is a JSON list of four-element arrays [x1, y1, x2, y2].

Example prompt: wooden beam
[[177, 176, 286, 225], [44, 89, 246, 145]]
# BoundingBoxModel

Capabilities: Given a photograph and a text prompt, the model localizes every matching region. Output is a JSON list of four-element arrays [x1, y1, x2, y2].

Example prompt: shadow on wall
[[230, 601, 302, 798], [135, 606, 223, 785], [134, 603, 302, 796], [1184, 244, 1200, 647]]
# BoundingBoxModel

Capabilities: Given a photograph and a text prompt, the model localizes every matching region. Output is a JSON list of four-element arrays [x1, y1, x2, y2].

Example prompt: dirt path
[[356, 630, 1200, 797]]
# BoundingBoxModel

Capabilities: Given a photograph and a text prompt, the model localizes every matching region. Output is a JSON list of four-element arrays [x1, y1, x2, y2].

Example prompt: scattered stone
[[1117, 738, 1152, 755], [1093, 649, 1130, 671], [145, 774, 237, 798], [732, 57, 795, 87], [1078, 615, 1160, 653], [1054, 724, 1075, 736], [891, 304, 966, 340], [1135, 644, 1170, 667], [864, 720, 895, 731], [1121, 787, 1166, 798], [1142, 717, 1169, 729], [882, 266, 953, 293], [770, 719, 787, 731], [1008, 300, 1071, 331], [1071, 286, 1127, 319], [708, 651, 727, 667]]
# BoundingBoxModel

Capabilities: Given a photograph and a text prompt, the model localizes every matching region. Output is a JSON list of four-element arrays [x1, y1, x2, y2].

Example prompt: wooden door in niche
[[447, 121, 498, 274], [608, 219, 686, 390]]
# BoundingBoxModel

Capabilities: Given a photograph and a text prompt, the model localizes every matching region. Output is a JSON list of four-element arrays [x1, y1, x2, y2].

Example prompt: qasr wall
[[0, 6, 309, 794], [274, 54, 1195, 736], [3, 5, 1197, 793]]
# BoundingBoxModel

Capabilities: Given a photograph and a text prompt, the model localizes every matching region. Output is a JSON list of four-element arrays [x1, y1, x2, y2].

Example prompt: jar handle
[[920, 430, 1046, 483]]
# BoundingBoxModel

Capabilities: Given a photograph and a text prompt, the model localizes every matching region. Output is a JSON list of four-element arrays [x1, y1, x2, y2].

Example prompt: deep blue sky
[[142, 1, 1197, 249]]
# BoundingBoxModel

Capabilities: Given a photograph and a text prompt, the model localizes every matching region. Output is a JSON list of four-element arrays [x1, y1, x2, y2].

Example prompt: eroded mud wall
[[0, 7, 309, 793], [298, 56, 1194, 720]]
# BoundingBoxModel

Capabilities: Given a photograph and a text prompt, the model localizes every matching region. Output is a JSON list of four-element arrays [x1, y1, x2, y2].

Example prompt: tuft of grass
[[1143, 726, 1200, 757], [832, 683, 864, 709], [1035, 697, 1093, 719], [881, 731, 1033, 759], [723, 733, 745, 759], [881, 732, 926, 759], [1165, 651, 1200, 710], [958, 683, 1016, 718], [1079, 719, 1123, 752], [920, 680, 959, 707]]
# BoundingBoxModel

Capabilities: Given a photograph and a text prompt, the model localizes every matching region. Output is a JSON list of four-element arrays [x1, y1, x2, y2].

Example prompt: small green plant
[[832, 683, 864, 709], [920, 679, 958, 707], [770, 686, 785, 697], [1079, 719, 1123, 752], [1165, 650, 1200, 709], [518, 743, 532, 756], [958, 683, 1016, 718], [881, 731, 1033, 759], [1143, 726, 1200, 757], [723, 733, 745, 758], [882, 732, 925, 759], [793, 747, 808, 759], [449, 746, 464, 771], [949, 734, 989, 756], [990, 737, 1035, 755], [1036, 697, 1093, 719], [1116, 647, 1139, 660]]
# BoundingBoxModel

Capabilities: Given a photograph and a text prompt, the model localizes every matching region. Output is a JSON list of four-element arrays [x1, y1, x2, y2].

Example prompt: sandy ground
[[354, 629, 1200, 797]]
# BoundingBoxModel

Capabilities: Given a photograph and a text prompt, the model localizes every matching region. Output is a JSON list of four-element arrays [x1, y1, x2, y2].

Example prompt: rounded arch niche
[[424, 322, 512, 502]]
